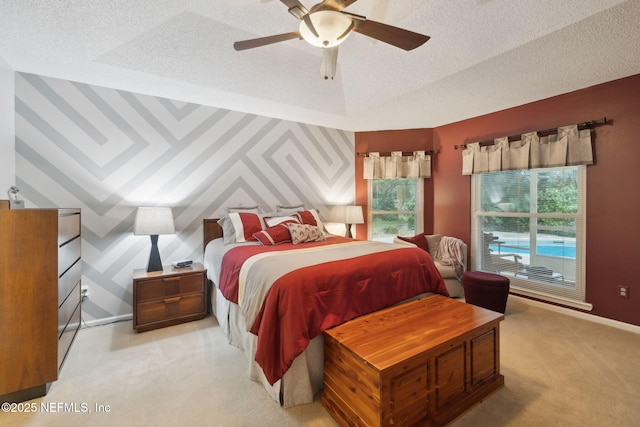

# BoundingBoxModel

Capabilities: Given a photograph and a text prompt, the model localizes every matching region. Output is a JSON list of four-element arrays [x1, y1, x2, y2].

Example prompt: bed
[[202, 215, 448, 407]]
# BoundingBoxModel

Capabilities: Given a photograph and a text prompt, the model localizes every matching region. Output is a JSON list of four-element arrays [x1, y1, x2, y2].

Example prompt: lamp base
[[147, 234, 163, 272], [345, 223, 353, 239], [9, 200, 24, 209]]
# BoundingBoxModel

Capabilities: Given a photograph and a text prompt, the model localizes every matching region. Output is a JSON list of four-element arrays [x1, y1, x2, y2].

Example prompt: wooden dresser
[[133, 263, 207, 332], [322, 295, 504, 427], [0, 208, 82, 403]]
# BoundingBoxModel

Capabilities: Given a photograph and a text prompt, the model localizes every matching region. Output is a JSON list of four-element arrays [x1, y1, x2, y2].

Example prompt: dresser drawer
[[136, 293, 205, 325], [58, 302, 81, 370], [58, 282, 80, 336], [59, 260, 81, 307], [136, 273, 204, 303], [58, 237, 81, 276], [58, 212, 80, 246]]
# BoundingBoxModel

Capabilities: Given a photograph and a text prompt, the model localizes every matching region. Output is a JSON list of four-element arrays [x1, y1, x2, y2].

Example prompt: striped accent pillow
[[228, 212, 265, 243], [253, 223, 294, 246]]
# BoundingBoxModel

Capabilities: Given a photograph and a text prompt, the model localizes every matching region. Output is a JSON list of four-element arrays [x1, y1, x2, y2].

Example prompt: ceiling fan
[[233, 0, 430, 80]]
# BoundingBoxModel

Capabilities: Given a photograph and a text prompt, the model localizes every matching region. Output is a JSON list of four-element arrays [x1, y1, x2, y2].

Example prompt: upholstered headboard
[[203, 218, 222, 249]]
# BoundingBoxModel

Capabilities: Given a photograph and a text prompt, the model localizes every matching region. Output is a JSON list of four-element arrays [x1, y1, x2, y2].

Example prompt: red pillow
[[228, 212, 265, 242], [295, 210, 319, 226], [397, 233, 429, 253], [253, 222, 294, 245]]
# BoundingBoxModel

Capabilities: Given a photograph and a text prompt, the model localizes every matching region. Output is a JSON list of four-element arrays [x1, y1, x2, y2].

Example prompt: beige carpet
[[4, 297, 639, 427]]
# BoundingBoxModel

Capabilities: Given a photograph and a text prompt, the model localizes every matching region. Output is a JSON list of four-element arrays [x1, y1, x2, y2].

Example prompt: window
[[471, 166, 590, 309], [368, 178, 423, 242]]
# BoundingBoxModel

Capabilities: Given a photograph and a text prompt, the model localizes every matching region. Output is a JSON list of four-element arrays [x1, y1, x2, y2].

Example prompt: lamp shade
[[345, 205, 364, 225], [133, 207, 175, 236], [332, 205, 364, 225], [332, 205, 364, 239]]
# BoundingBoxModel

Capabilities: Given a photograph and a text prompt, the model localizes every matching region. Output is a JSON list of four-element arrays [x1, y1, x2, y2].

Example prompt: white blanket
[[435, 236, 465, 280]]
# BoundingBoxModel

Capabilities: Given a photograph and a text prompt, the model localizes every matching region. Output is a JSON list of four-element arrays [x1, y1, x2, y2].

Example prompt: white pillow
[[217, 216, 236, 244], [226, 205, 260, 213], [276, 204, 304, 215], [265, 215, 299, 227]]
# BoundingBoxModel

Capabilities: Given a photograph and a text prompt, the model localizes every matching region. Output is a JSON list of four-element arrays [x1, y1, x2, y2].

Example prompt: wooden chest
[[322, 295, 504, 427]]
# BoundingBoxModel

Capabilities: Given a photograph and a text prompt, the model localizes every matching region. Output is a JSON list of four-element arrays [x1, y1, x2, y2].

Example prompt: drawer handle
[[163, 297, 181, 304]]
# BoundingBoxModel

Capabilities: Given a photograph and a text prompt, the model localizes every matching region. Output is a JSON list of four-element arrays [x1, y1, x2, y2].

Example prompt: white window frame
[[367, 178, 424, 242], [471, 166, 592, 311]]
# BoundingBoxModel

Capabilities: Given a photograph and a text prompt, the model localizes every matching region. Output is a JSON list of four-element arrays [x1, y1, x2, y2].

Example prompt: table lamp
[[332, 205, 364, 238], [133, 207, 175, 272]]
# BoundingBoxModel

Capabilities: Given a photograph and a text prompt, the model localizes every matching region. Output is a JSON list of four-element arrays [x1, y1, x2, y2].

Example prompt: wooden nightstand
[[132, 263, 207, 332]]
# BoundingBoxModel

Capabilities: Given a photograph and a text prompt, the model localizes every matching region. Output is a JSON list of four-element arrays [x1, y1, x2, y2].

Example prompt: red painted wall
[[355, 73, 640, 327]]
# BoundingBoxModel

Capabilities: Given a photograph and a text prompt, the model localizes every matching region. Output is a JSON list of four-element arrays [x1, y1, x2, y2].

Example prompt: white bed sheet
[[204, 238, 324, 407]]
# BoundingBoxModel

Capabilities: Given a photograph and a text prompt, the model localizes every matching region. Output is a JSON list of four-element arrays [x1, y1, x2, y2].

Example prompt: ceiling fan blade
[[352, 19, 430, 51], [280, 0, 306, 9], [233, 32, 301, 51], [280, 0, 309, 17], [318, 0, 359, 11]]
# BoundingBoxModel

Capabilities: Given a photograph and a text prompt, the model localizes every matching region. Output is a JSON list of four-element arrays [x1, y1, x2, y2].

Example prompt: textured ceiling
[[1, 0, 639, 131]]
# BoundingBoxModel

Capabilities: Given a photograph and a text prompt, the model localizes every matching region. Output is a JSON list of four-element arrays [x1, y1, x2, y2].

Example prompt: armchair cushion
[[433, 261, 457, 279], [425, 234, 443, 259]]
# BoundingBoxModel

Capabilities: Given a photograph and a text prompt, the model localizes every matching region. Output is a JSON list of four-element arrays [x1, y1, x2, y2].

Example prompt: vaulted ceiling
[[1, 0, 639, 131]]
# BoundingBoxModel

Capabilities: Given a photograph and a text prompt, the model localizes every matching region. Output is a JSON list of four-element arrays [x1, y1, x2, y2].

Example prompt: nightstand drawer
[[136, 293, 205, 325], [132, 263, 207, 332], [136, 273, 204, 302]]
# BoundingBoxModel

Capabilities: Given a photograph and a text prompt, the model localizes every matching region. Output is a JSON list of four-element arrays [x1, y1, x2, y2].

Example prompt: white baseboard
[[510, 294, 640, 334], [80, 298, 639, 335], [81, 313, 132, 328], [509, 286, 593, 311]]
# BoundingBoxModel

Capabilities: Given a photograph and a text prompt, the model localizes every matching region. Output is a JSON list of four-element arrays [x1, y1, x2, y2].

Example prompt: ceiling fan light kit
[[299, 10, 353, 48], [320, 46, 340, 80], [234, 0, 430, 80]]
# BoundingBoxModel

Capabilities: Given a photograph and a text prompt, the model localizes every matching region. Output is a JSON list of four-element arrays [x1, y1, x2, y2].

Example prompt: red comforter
[[218, 237, 448, 385]]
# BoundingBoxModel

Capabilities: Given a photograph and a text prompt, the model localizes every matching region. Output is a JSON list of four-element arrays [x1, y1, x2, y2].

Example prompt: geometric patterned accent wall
[[15, 72, 355, 325]]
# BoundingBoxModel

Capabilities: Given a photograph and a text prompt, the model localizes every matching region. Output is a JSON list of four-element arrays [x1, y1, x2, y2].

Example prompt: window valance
[[458, 119, 607, 175], [362, 151, 432, 179]]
